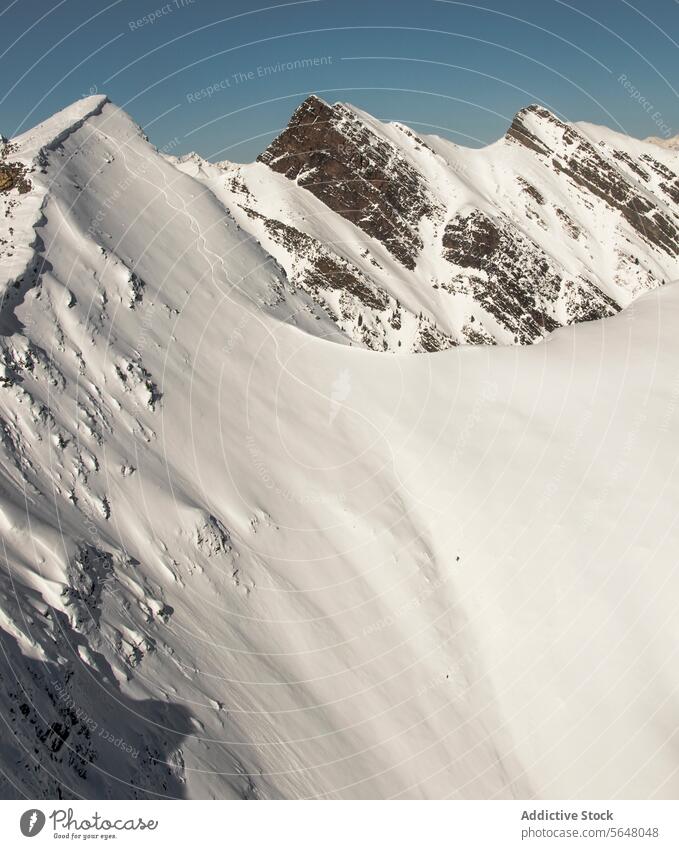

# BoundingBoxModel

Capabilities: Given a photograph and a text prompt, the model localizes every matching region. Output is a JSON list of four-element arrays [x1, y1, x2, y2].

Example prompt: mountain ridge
[[1, 95, 679, 800], [4, 94, 678, 354], [169, 94, 678, 351]]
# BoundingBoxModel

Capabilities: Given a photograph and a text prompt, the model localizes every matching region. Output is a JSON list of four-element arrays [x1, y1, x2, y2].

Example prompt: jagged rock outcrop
[[173, 96, 678, 351], [506, 106, 679, 255], [257, 95, 434, 270], [441, 210, 619, 343]]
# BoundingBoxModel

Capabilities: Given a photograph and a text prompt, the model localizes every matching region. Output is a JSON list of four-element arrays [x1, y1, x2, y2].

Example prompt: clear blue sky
[[1, 0, 677, 162]]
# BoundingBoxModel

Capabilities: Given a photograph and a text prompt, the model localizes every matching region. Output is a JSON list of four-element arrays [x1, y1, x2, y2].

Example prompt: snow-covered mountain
[[645, 133, 679, 152], [1, 96, 679, 800], [174, 95, 678, 351]]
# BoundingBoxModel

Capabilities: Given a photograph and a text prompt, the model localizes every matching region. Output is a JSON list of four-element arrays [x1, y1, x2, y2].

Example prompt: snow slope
[[0, 98, 678, 799]]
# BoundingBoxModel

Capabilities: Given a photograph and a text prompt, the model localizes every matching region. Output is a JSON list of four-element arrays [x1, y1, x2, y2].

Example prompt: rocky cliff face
[[441, 209, 619, 344], [257, 95, 434, 270], [180, 96, 678, 353], [509, 106, 678, 255]]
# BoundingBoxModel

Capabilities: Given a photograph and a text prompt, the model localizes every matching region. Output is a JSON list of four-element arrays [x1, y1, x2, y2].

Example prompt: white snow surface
[[0, 99, 678, 799]]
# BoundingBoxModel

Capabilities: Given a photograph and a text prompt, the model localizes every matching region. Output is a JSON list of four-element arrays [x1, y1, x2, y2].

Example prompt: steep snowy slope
[[176, 96, 678, 352], [1, 98, 679, 800]]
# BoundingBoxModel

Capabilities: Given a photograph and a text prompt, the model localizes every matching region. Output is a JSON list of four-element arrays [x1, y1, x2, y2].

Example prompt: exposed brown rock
[[442, 212, 501, 269], [417, 323, 456, 353], [238, 98, 678, 351], [554, 207, 581, 239], [554, 155, 678, 254], [518, 177, 545, 205], [505, 106, 553, 156], [507, 110, 679, 255], [245, 208, 388, 311], [640, 154, 675, 180], [442, 210, 618, 343], [241, 206, 457, 352], [611, 149, 650, 182], [0, 163, 31, 194], [0, 141, 31, 194], [258, 96, 434, 269]]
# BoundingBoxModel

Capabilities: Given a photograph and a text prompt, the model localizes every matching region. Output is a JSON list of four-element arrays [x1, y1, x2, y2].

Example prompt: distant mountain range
[[645, 133, 679, 151], [173, 95, 678, 350]]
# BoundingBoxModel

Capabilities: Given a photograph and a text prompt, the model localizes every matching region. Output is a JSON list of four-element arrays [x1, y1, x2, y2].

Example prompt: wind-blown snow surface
[[1, 98, 679, 799]]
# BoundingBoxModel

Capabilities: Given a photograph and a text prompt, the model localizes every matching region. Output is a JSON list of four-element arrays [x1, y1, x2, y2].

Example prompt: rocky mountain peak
[[257, 95, 435, 269], [249, 98, 678, 349], [505, 104, 573, 155]]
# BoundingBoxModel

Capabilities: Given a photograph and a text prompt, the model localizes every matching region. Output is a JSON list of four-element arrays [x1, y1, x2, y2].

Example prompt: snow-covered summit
[[11, 95, 110, 162]]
